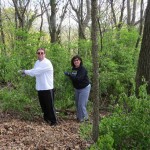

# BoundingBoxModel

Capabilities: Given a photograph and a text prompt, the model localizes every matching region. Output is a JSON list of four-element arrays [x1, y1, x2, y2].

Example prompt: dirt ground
[[0, 111, 93, 150]]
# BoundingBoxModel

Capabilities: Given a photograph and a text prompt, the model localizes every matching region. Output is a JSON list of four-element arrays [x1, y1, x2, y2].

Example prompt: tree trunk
[[91, 0, 100, 142], [110, 0, 117, 26], [70, 0, 91, 40], [12, 0, 30, 30], [131, 0, 137, 25], [118, 0, 125, 30], [127, 0, 131, 26], [136, 1, 150, 95], [135, 0, 144, 49], [50, 0, 56, 43], [0, 0, 6, 55], [44, 0, 68, 43]]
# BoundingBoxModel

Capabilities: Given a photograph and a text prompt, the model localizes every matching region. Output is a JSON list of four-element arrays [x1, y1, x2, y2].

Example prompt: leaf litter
[[0, 111, 93, 150]]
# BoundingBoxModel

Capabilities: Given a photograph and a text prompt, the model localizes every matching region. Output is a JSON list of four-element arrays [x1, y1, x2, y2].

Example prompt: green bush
[[93, 92, 150, 150], [100, 28, 139, 98], [0, 88, 40, 120], [90, 133, 114, 150]]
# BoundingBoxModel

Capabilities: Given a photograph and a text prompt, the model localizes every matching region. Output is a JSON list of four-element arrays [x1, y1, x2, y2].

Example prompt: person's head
[[36, 48, 46, 61], [71, 55, 83, 68]]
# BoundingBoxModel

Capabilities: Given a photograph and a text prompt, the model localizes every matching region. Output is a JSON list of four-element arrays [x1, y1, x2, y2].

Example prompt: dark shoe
[[77, 118, 84, 123], [44, 119, 51, 125], [44, 119, 49, 123], [50, 122, 57, 126], [85, 118, 89, 122], [77, 118, 89, 123]]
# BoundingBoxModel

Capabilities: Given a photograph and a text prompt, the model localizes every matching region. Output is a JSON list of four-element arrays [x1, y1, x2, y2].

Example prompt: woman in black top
[[64, 55, 91, 122]]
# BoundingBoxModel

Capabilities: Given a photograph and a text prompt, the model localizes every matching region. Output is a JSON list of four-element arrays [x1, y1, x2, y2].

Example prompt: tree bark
[[118, 0, 125, 30], [69, 0, 91, 40], [110, 0, 117, 26], [12, 0, 30, 30], [127, 0, 131, 26], [135, 0, 144, 49], [12, 0, 45, 32], [44, 0, 68, 43], [136, 1, 150, 95], [50, 0, 56, 43], [91, 0, 100, 142], [131, 0, 137, 25]]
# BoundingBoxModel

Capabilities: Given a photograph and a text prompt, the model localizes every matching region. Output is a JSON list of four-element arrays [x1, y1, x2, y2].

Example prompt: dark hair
[[37, 48, 45, 53], [71, 55, 83, 67]]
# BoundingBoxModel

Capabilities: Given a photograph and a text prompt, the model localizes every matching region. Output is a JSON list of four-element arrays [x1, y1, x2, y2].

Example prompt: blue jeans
[[75, 84, 91, 121]]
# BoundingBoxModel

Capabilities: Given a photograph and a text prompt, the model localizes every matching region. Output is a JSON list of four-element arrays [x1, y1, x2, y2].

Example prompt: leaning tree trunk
[[136, 0, 150, 95], [91, 0, 100, 142]]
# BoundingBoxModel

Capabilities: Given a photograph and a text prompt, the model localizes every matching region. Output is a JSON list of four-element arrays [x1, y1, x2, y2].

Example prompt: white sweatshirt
[[24, 58, 54, 91]]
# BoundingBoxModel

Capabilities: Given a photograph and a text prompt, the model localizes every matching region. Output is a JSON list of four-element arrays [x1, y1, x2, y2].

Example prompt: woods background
[[0, 0, 150, 149]]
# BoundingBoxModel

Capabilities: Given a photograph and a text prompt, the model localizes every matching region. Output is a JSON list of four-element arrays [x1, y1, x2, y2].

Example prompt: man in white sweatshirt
[[21, 48, 57, 126]]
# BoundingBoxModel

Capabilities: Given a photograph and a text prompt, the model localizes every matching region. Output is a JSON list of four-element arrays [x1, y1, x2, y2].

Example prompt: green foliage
[[91, 91, 150, 149], [79, 90, 150, 150], [79, 122, 92, 140], [0, 27, 144, 139], [78, 39, 92, 57], [0, 30, 48, 118], [0, 23, 149, 150], [90, 133, 114, 150], [1, 27, 140, 113], [100, 28, 139, 97], [0, 88, 40, 120], [47, 44, 75, 109], [1, 33, 80, 113]]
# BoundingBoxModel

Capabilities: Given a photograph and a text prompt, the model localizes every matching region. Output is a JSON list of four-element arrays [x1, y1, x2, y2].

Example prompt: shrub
[[93, 92, 150, 150]]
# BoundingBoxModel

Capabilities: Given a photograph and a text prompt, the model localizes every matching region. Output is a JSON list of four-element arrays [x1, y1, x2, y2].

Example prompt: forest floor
[[0, 110, 94, 150]]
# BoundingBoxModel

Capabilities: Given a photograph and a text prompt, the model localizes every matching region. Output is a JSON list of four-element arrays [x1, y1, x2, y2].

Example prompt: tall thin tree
[[91, 0, 100, 142]]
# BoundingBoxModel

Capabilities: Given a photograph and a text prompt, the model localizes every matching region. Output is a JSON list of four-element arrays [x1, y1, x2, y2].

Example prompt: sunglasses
[[37, 52, 44, 55]]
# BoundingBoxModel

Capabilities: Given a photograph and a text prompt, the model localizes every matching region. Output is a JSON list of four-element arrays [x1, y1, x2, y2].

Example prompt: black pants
[[38, 89, 57, 123]]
